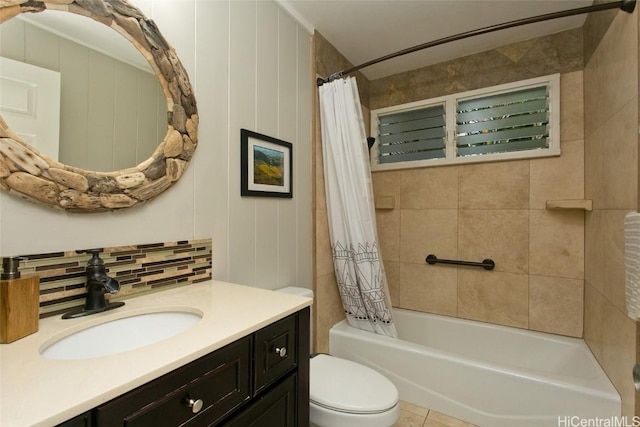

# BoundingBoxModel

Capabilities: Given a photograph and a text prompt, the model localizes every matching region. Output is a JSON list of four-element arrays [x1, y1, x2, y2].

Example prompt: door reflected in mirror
[[0, 10, 167, 172]]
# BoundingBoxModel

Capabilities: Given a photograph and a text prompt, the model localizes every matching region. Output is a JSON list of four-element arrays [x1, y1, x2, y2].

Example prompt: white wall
[[0, 0, 313, 291]]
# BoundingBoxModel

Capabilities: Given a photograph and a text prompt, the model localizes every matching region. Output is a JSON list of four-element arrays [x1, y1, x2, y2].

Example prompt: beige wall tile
[[529, 210, 584, 279], [400, 166, 458, 209], [586, 101, 638, 210], [458, 210, 529, 274], [315, 272, 344, 354], [385, 260, 400, 307], [584, 10, 638, 135], [400, 209, 458, 264], [586, 210, 630, 312], [371, 29, 583, 110], [585, 210, 605, 294], [603, 101, 638, 210], [372, 170, 402, 203], [529, 139, 584, 209], [584, 281, 605, 362], [376, 208, 400, 262], [560, 71, 584, 142], [601, 297, 637, 417], [314, 98, 326, 212], [315, 209, 334, 277], [582, 8, 638, 418], [584, 121, 606, 206], [371, 172, 403, 265], [529, 275, 583, 337], [399, 262, 457, 316], [458, 270, 529, 328], [459, 161, 530, 210]]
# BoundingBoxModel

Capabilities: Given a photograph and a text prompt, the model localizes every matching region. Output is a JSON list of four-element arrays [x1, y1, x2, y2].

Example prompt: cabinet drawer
[[95, 337, 251, 427], [254, 315, 297, 394]]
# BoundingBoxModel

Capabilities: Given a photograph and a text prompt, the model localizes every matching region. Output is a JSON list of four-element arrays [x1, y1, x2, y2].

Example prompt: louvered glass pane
[[457, 139, 548, 156], [458, 86, 547, 112], [456, 84, 549, 157], [377, 104, 446, 164], [379, 149, 445, 164]]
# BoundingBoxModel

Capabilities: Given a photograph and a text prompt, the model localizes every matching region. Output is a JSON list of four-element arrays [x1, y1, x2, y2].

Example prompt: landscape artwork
[[253, 146, 284, 186], [241, 129, 292, 198]]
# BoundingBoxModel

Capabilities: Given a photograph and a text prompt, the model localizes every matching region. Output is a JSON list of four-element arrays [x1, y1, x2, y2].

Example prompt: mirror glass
[[0, 10, 167, 172], [0, 0, 198, 213]]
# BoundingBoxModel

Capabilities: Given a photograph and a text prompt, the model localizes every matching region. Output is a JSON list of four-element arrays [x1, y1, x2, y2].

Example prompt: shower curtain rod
[[316, 0, 636, 86]]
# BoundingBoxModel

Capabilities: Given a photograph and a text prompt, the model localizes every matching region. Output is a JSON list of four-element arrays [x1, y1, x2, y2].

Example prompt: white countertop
[[0, 280, 312, 427]]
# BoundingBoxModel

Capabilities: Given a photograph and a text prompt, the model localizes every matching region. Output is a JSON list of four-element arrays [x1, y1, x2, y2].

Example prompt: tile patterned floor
[[393, 401, 478, 427]]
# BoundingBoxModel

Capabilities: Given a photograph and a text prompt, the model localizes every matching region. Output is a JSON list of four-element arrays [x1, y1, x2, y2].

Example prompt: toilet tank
[[276, 287, 313, 353]]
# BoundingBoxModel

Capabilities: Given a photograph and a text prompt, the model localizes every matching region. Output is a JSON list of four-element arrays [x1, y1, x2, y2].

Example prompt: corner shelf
[[545, 199, 593, 211]]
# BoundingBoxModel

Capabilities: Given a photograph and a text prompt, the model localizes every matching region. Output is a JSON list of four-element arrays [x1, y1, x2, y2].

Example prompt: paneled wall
[[0, 1, 313, 294], [583, 6, 639, 417], [201, 1, 313, 288]]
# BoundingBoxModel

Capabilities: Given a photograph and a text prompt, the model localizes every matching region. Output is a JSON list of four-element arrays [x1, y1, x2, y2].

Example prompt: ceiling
[[278, 0, 594, 80]]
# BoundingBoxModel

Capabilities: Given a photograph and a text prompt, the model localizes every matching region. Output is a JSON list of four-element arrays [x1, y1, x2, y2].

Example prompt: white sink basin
[[40, 310, 202, 360]]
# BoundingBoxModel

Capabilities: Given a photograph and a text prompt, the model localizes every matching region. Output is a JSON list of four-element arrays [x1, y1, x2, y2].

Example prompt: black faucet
[[62, 250, 125, 319]]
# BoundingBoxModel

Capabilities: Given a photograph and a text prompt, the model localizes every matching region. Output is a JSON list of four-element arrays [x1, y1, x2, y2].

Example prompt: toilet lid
[[310, 354, 399, 414]]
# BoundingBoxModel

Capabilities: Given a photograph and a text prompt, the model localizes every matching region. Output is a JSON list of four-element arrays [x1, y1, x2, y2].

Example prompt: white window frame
[[370, 74, 560, 171]]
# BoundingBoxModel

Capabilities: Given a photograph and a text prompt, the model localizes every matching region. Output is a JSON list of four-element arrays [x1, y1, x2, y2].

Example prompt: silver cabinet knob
[[275, 347, 287, 357], [188, 398, 204, 413]]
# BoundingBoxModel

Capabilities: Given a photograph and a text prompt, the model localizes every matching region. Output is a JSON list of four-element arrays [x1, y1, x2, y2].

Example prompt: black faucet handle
[[85, 250, 105, 267]]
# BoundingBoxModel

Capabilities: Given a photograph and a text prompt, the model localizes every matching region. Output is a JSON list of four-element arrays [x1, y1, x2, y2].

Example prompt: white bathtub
[[329, 308, 620, 427]]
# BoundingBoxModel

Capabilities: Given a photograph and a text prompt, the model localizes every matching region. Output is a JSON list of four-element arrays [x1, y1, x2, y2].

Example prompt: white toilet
[[276, 287, 400, 427]]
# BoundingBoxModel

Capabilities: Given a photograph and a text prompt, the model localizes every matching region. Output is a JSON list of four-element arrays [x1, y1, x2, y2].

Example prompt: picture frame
[[241, 129, 293, 198]]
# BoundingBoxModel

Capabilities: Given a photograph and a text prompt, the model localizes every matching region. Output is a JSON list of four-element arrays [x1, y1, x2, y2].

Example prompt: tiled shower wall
[[314, 29, 586, 351], [370, 29, 585, 338], [17, 239, 212, 318], [583, 5, 638, 417]]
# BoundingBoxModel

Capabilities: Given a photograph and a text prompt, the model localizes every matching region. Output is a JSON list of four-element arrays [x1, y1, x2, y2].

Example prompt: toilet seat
[[310, 354, 399, 415]]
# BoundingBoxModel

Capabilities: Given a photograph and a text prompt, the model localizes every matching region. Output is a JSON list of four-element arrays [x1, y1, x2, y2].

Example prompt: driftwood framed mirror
[[0, 0, 198, 212]]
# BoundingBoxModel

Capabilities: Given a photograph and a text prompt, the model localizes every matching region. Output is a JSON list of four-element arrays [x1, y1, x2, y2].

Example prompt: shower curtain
[[319, 77, 397, 337]]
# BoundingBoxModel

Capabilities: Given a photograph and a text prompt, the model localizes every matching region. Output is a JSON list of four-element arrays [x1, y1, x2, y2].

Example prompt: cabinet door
[[95, 337, 251, 427], [55, 411, 92, 427], [224, 373, 297, 427], [254, 315, 297, 394]]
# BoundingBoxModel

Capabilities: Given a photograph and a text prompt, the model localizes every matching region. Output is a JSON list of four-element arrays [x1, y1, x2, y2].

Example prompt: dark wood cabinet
[[55, 308, 310, 427], [254, 313, 298, 394], [56, 412, 93, 427], [95, 337, 252, 426], [225, 374, 297, 427]]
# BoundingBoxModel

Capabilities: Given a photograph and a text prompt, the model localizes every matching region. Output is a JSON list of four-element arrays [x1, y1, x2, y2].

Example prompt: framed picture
[[241, 129, 292, 198]]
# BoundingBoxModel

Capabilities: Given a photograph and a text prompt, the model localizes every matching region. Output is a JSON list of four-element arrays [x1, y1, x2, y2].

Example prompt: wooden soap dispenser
[[0, 257, 39, 343]]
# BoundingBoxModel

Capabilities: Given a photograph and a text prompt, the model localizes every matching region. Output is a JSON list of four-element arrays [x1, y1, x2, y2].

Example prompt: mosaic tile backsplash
[[15, 239, 212, 318]]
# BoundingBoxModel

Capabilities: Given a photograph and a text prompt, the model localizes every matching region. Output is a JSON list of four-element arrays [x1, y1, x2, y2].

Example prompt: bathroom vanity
[[0, 281, 312, 427]]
